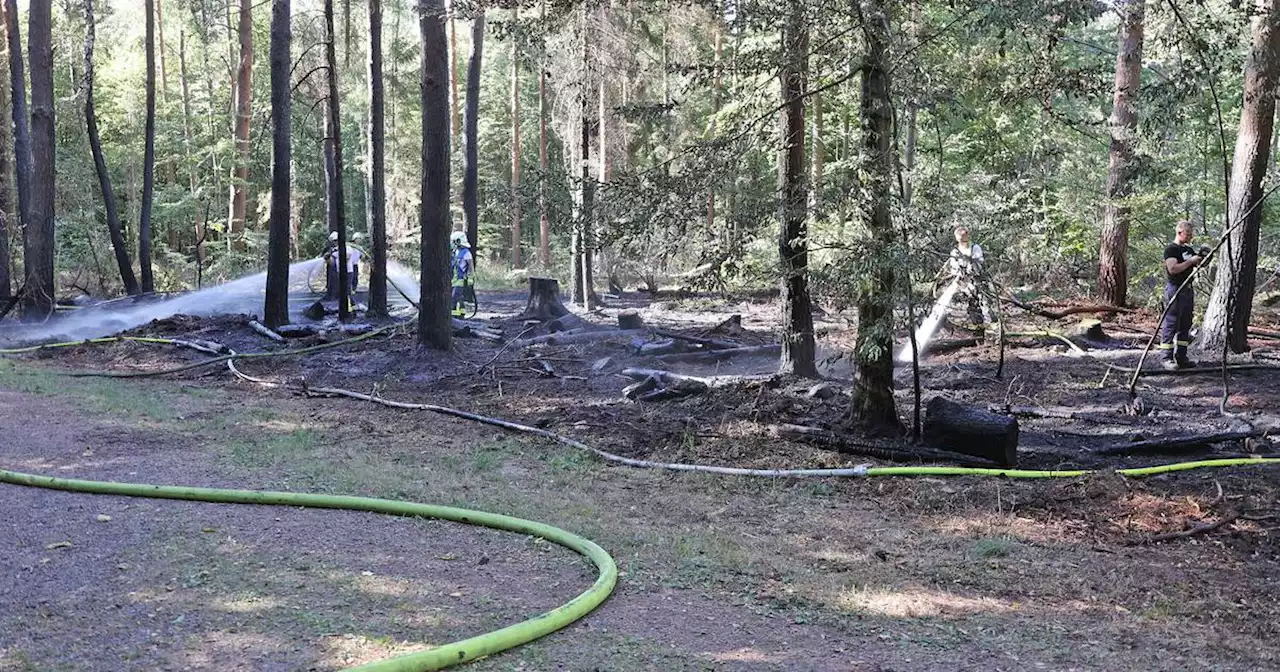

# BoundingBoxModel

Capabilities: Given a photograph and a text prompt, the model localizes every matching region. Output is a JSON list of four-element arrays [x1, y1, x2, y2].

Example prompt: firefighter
[[450, 231, 474, 318], [943, 226, 991, 337], [1161, 220, 1205, 370]]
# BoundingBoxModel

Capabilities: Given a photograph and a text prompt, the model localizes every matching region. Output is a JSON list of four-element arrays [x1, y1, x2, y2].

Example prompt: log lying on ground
[[923, 397, 1019, 467], [990, 404, 1141, 424], [652, 329, 741, 350], [248, 320, 286, 342], [520, 276, 587, 330], [1095, 430, 1262, 456], [653, 344, 780, 364], [620, 367, 774, 390], [770, 424, 1002, 467], [514, 328, 648, 348]]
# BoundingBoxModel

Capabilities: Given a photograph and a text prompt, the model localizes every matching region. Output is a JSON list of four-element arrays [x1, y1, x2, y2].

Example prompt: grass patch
[[225, 428, 321, 468], [967, 536, 1017, 560], [0, 360, 175, 421]]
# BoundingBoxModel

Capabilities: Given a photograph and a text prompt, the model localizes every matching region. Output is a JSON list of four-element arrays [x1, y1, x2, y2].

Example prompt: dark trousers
[[1160, 282, 1194, 361]]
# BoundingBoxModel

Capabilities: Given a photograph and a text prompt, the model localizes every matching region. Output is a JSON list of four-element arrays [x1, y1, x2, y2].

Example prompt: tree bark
[[139, 0, 158, 293], [578, 11, 596, 311], [538, 0, 549, 267], [3, 0, 27, 250], [849, 0, 899, 431], [367, 0, 388, 317], [84, 0, 139, 296], [1200, 0, 1280, 354], [449, 4, 460, 142], [777, 0, 816, 377], [263, 0, 292, 329], [510, 2, 521, 267], [24, 0, 54, 320], [463, 11, 484, 255], [179, 30, 205, 273], [420, 0, 452, 349], [923, 397, 1019, 467], [156, 0, 168, 100], [0, 2, 9, 300], [228, 0, 252, 252], [1097, 0, 1144, 307], [324, 0, 351, 321]]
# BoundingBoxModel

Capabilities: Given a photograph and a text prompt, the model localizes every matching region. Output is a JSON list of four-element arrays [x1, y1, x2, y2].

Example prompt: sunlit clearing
[[322, 634, 431, 670], [837, 586, 1013, 618], [215, 595, 285, 613]]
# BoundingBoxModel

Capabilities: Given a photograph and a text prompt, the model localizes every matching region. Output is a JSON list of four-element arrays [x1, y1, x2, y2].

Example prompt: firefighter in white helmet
[[450, 232, 474, 318]]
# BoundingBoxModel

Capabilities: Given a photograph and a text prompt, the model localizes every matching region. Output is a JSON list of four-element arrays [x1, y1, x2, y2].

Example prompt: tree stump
[[521, 277, 585, 330], [618, 311, 644, 330], [923, 397, 1019, 467]]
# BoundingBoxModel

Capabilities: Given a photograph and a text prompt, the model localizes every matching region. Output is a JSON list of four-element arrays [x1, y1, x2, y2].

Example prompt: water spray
[[897, 277, 959, 363]]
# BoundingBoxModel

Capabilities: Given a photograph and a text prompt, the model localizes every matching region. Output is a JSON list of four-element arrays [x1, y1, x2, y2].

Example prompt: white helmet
[[451, 231, 470, 248], [328, 231, 339, 242]]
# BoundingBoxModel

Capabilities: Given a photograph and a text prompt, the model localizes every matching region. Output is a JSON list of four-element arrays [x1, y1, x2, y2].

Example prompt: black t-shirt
[[1165, 243, 1196, 286]]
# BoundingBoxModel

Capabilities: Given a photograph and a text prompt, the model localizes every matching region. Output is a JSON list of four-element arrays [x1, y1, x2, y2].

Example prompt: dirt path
[[3, 311, 1280, 671], [0, 384, 886, 671]]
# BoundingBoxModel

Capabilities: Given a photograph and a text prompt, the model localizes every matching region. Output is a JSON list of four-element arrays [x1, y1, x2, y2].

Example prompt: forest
[[2, 0, 1280, 670]]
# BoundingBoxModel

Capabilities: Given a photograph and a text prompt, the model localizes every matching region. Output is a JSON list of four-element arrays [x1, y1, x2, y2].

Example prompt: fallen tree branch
[[770, 423, 1002, 467], [653, 344, 780, 363], [620, 367, 775, 389], [1133, 511, 1240, 545], [514, 328, 648, 348], [248, 319, 285, 342], [651, 329, 742, 351], [1095, 430, 1260, 456], [1005, 296, 1136, 319]]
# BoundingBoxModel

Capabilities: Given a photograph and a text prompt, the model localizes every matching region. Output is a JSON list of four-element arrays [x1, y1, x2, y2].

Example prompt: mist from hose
[[898, 277, 959, 363], [7, 258, 423, 344]]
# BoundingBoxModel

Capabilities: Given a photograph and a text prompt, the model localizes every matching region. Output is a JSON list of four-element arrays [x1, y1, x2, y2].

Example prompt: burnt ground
[[2, 288, 1280, 671]]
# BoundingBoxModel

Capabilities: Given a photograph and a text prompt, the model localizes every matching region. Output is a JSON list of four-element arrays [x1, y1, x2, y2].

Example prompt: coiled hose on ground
[[0, 468, 618, 672]]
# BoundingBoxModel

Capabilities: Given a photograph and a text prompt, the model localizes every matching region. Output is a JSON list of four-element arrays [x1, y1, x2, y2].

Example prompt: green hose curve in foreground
[[0, 468, 618, 672]]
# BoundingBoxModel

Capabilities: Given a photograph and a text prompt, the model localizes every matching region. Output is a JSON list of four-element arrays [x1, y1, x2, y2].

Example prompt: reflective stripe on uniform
[[1157, 343, 1174, 350], [1175, 340, 1191, 347]]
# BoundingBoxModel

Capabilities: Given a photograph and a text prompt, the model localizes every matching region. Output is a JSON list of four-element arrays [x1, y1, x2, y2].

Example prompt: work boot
[[1161, 357, 1180, 371], [1176, 358, 1197, 369]]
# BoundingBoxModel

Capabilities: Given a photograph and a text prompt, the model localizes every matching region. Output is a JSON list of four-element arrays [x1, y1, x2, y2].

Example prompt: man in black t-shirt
[[1161, 220, 1205, 370]]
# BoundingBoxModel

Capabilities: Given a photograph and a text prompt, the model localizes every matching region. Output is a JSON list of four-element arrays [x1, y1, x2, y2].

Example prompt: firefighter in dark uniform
[[1161, 220, 1206, 370]]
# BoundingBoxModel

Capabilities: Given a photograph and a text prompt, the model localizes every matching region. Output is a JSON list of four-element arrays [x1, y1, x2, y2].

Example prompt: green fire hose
[[0, 468, 618, 672]]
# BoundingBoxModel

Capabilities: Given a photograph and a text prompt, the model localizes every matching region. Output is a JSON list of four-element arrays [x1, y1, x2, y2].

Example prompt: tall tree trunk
[[180, 30, 203, 271], [139, 0, 158, 293], [537, 0, 549, 267], [450, 3, 460, 143], [510, 2, 521, 267], [708, 5, 721, 236], [367, 0, 388, 316], [809, 64, 823, 225], [156, 0, 168, 101], [324, 0, 351, 321], [24, 0, 54, 320], [1200, 0, 1280, 353], [0, 1, 12, 299], [1097, 0, 1144, 307], [419, 0, 452, 349], [777, 0, 816, 377], [575, 4, 595, 308], [84, 0, 139, 296], [228, 0, 252, 252], [850, 0, 899, 432], [463, 12, 484, 255], [4, 0, 30, 299], [263, 0, 292, 329]]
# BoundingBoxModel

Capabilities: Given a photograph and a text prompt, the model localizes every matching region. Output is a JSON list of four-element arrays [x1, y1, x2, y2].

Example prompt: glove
[[1197, 246, 1210, 258]]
